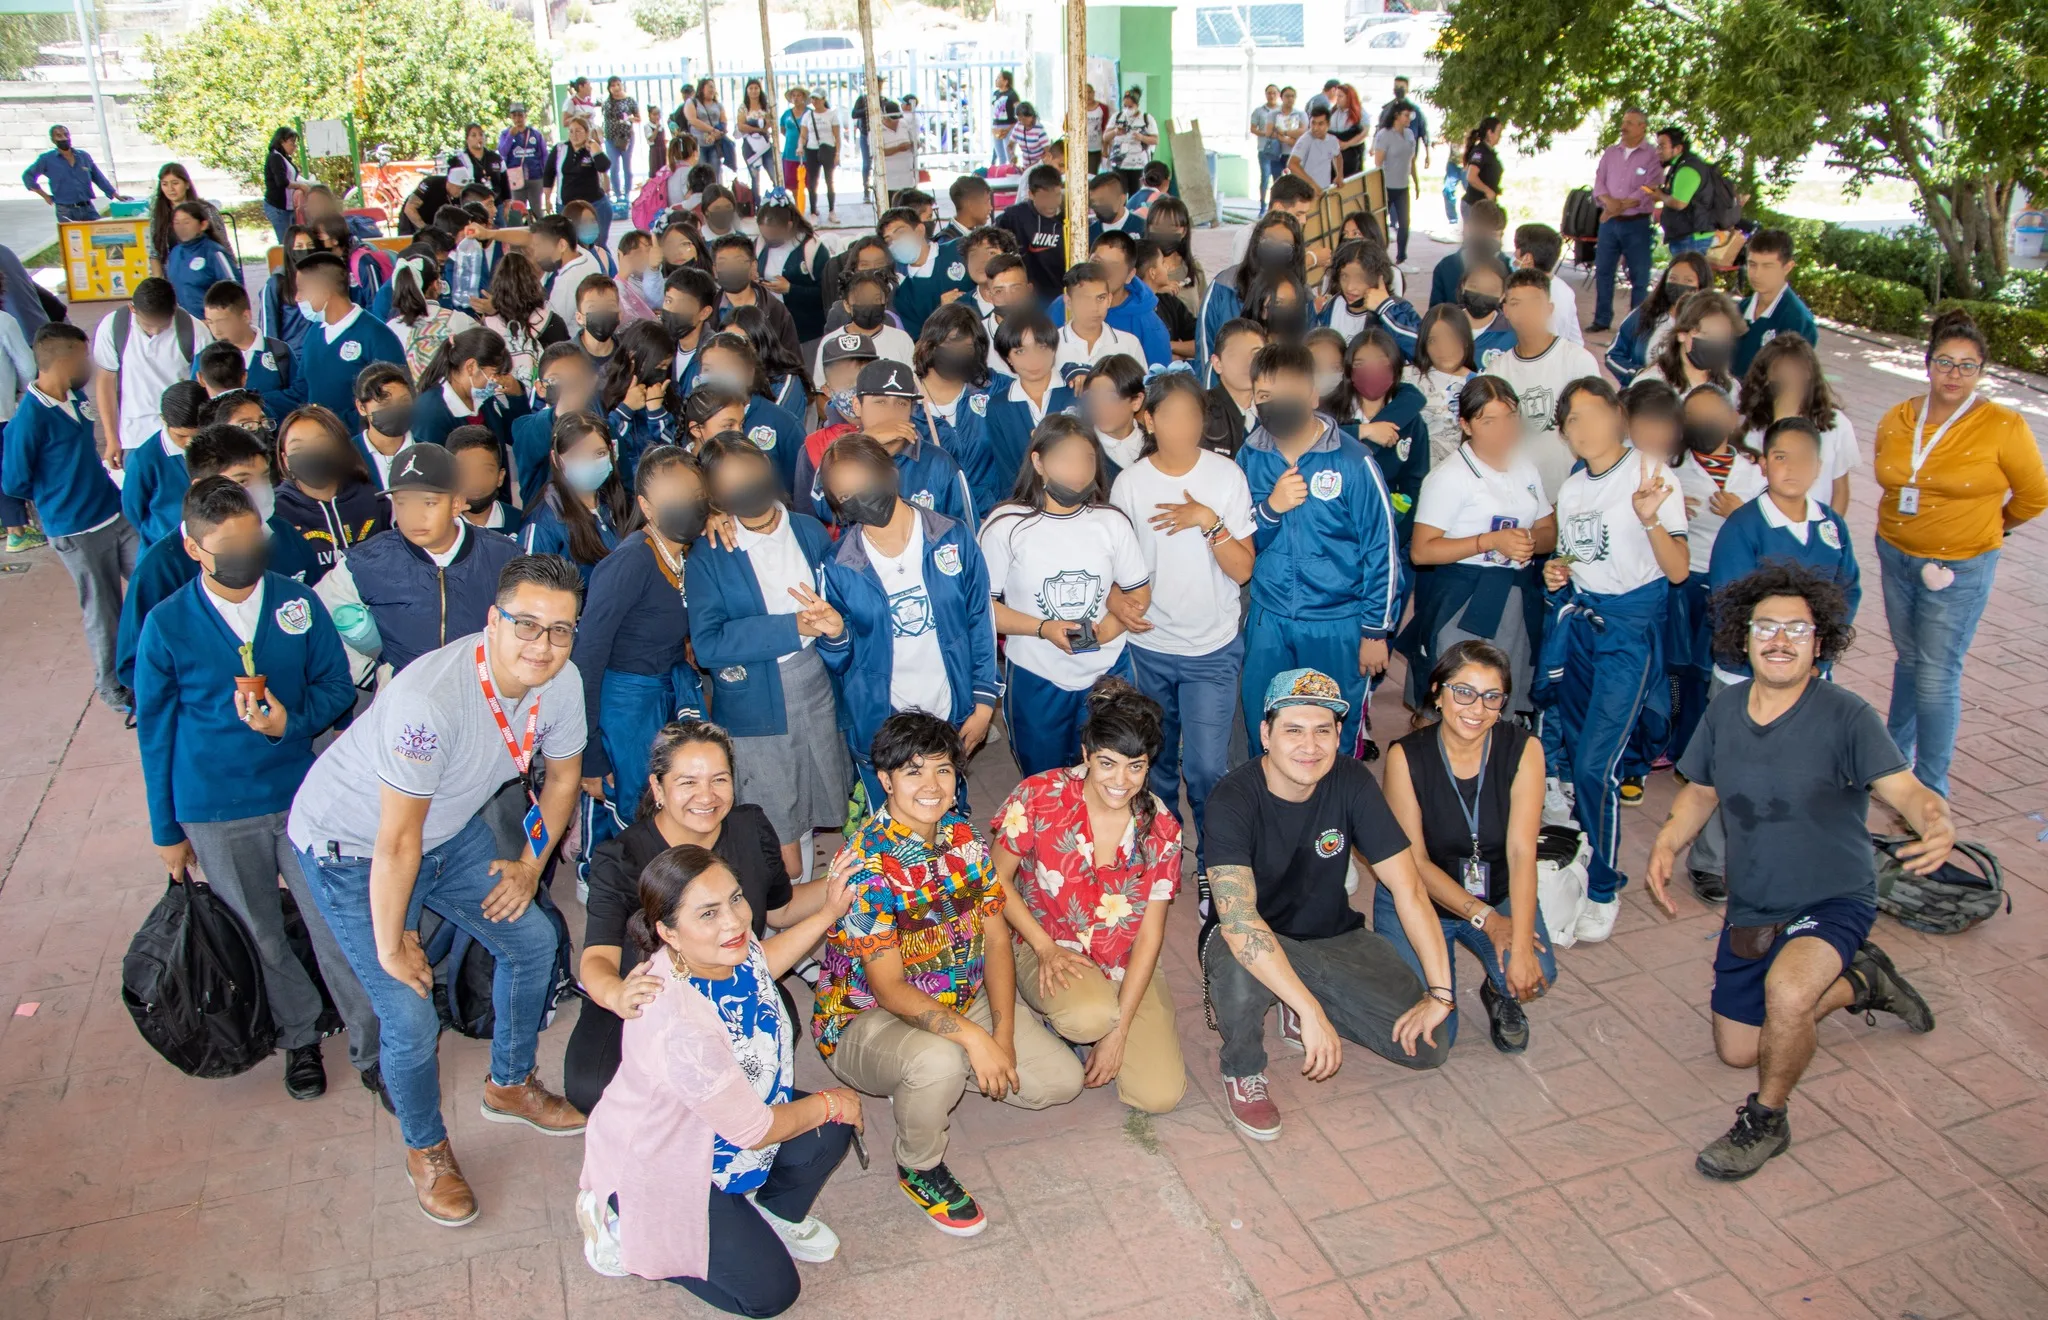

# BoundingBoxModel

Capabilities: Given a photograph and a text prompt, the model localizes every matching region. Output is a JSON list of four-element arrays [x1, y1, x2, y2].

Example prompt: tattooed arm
[[862, 943, 1021, 1100], [1208, 864, 1345, 1078]]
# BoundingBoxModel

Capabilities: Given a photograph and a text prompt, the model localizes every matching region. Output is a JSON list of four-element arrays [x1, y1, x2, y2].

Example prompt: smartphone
[[1067, 617, 1101, 654], [1486, 514, 1519, 565], [850, 1129, 869, 1170]]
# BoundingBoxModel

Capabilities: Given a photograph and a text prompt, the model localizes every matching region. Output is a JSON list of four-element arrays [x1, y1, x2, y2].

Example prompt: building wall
[[0, 81, 239, 198]]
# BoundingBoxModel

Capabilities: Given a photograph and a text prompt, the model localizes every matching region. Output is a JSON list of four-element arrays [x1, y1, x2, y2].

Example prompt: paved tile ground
[[4, 226, 2048, 1320]]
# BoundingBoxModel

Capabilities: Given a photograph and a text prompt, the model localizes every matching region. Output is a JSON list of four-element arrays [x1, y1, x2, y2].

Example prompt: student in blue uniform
[[122, 380, 207, 546], [1234, 341, 1400, 756], [274, 404, 386, 580], [692, 332, 807, 494], [720, 302, 811, 419], [2, 323, 139, 712], [984, 308, 1075, 497], [908, 303, 1003, 516], [571, 444, 708, 866], [164, 202, 239, 318], [348, 363, 416, 493], [687, 435, 851, 876], [813, 431, 1000, 808], [1603, 253, 1709, 387], [115, 424, 321, 692], [1079, 352, 1148, 481], [1535, 377, 1689, 943], [752, 202, 831, 344], [1049, 231, 1173, 370], [881, 206, 976, 339], [1320, 240, 1420, 361], [447, 425, 523, 535], [1457, 260, 1516, 363], [1732, 229, 1817, 377], [1196, 210, 1306, 381], [198, 281, 297, 417], [521, 409, 628, 581], [514, 343, 597, 507], [292, 253, 407, 436], [260, 227, 317, 354], [136, 475, 364, 1102], [1330, 326, 1430, 545], [1086, 170, 1145, 242], [601, 321, 680, 482], [408, 326, 532, 452], [660, 265, 719, 395], [834, 358, 975, 526]]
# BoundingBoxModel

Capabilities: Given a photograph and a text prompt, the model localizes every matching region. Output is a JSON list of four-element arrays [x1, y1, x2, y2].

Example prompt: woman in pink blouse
[[578, 843, 861, 1315]]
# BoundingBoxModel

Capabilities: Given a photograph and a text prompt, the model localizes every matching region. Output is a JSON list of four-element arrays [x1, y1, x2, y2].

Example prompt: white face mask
[[240, 477, 277, 524], [296, 297, 322, 322]]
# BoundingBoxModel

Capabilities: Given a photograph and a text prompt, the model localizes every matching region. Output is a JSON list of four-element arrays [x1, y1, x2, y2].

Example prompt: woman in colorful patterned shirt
[[990, 679, 1187, 1114], [811, 712, 1084, 1238]]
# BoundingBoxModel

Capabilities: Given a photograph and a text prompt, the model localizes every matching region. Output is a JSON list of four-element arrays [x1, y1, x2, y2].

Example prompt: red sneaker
[[1225, 1073, 1282, 1141]]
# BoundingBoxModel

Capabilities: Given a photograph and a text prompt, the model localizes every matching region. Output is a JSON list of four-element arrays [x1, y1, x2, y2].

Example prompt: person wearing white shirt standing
[[981, 413, 1152, 777], [91, 276, 213, 467], [1406, 376, 1555, 719], [1051, 263, 1145, 385], [1479, 269, 1605, 501], [1737, 333, 1855, 518], [1108, 370, 1254, 872], [1538, 378, 1687, 943]]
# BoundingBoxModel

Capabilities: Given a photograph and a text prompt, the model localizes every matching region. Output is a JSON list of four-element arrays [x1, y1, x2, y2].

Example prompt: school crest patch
[[947, 261, 967, 282], [339, 341, 363, 362], [968, 393, 988, 417], [934, 543, 962, 576], [273, 597, 312, 635], [188, 256, 206, 271], [1315, 828, 1345, 858], [718, 665, 748, 684], [1817, 518, 1841, 550], [262, 352, 278, 372], [394, 723, 438, 763], [1561, 511, 1611, 563], [910, 490, 936, 509], [1396, 436, 1411, 461], [1310, 469, 1343, 501], [1036, 567, 1103, 620], [748, 424, 777, 451]]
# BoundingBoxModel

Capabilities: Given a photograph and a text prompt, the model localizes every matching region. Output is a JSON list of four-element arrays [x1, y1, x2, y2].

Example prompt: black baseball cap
[[857, 359, 918, 399], [383, 443, 456, 494], [820, 331, 880, 368]]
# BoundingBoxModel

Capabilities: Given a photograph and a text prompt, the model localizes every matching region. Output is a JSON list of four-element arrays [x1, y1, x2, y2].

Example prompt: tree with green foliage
[[139, 0, 550, 190], [630, 0, 701, 40], [1431, 0, 2048, 298]]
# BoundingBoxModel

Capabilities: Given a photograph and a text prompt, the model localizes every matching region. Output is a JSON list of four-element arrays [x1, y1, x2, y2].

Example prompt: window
[[1368, 28, 1414, 50], [1195, 5, 1305, 49]]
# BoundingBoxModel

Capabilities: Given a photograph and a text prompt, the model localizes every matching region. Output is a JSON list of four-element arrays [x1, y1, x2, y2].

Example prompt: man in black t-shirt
[[1201, 668, 1455, 1141], [1649, 564, 1950, 1182], [996, 165, 1068, 301]]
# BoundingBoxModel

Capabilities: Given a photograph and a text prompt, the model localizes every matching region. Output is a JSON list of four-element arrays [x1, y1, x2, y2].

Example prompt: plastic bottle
[[450, 236, 485, 307]]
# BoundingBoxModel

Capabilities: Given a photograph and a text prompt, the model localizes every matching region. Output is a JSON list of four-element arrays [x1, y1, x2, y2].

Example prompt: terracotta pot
[[234, 673, 268, 704]]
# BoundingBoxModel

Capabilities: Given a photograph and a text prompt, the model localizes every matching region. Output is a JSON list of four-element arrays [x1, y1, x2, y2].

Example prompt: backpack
[[113, 305, 196, 362], [1872, 835, 2008, 934], [1535, 825, 1591, 948], [632, 167, 674, 231], [1560, 186, 1601, 266], [423, 880, 579, 1040], [1679, 152, 1743, 232], [121, 872, 277, 1078], [279, 885, 345, 1039], [349, 245, 394, 290]]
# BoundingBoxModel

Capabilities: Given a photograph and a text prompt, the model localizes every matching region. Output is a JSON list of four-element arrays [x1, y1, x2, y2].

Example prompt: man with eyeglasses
[[289, 552, 590, 1229], [1647, 562, 1951, 1182]]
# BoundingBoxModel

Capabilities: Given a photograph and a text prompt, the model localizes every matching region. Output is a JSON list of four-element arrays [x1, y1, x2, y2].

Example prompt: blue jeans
[[1666, 235, 1713, 256], [292, 814, 557, 1149], [1385, 187, 1411, 262], [1129, 636, 1244, 868], [263, 202, 294, 246], [1877, 537, 1999, 797], [992, 130, 1013, 167], [592, 196, 614, 249], [1371, 885, 1556, 1049], [607, 146, 634, 201], [1593, 215, 1652, 328], [56, 200, 99, 223], [1004, 649, 1136, 779], [1258, 151, 1286, 206]]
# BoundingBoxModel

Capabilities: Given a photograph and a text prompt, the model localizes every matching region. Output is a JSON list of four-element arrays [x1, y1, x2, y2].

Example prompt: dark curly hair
[[1708, 562, 1856, 668]]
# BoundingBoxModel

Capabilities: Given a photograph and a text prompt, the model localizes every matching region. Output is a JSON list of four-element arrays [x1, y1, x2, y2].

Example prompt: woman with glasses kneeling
[[578, 841, 861, 1315], [1376, 640, 1553, 1054]]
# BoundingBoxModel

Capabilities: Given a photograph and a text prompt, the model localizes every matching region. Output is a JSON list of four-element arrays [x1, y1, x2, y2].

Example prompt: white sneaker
[[749, 1194, 840, 1262], [576, 1189, 629, 1277], [1543, 777, 1578, 828], [1573, 896, 1619, 943], [1399, 262, 1418, 274]]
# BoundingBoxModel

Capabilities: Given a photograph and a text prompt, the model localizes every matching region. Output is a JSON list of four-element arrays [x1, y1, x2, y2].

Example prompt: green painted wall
[[1088, 3, 1174, 123]]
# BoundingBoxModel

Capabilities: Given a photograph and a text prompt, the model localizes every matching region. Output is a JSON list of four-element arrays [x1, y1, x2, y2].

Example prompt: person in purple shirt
[[1588, 108, 1662, 333], [498, 103, 549, 223]]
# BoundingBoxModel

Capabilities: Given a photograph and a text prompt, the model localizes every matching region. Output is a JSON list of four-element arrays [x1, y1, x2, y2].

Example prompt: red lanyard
[[475, 642, 537, 777]]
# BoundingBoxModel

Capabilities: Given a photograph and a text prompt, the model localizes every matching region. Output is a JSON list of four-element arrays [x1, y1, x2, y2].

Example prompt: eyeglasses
[[495, 606, 577, 647], [1445, 683, 1507, 710], [1748, 619, 1815, 641], [1930, 356, 1983, 378]]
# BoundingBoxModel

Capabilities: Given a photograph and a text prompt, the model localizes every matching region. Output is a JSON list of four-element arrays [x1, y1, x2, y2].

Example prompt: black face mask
[[930, 346, 978, 382], [1685, 339, 1733, 372], [367, 403, 415, 438], [1255, 239, 1294, 269], [1461, 291, 1502, 319], [835, 486, 898, 528], [583, 311, 619, 342], [660, 310, 697, 342], [206, 540, 270, 591], [1147, 227, 1183, 247], [636, 357, 673, 387], [1265, 304, 1310, 338], [1091, 202, 1121, 224], [847, 301, 886, 330], [53, 137, 71, 152], [654, 497, 709, 544], [288, 451, 342, 487], [714, 267, 752, 294], [1683, 421, 1729, 455], [1256, 397, 1311, 437], [466, 494, 496, 515], [1043, 478, 1093, 509], [539, 379, 564, 406], [722, 478, 779, 520]]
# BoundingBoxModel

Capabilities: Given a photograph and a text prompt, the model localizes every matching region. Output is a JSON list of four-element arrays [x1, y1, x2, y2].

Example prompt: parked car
[[780, 34, 858, 57]]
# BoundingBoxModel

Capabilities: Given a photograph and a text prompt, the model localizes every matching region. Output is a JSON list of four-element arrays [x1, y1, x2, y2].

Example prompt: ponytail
[[388, 249, 441, 328]]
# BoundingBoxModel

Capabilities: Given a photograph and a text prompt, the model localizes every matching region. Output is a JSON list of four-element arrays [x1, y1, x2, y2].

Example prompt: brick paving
[[2, 227, 2047, 1319]]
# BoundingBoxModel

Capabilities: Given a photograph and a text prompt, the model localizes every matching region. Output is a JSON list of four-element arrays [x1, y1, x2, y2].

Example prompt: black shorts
[[1709, 896, 1875, 1028], [804, 146, 837, 170]]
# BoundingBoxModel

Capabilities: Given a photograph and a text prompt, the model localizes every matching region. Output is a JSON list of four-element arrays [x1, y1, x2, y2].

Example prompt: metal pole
[[1063, 0, 1087, 271], [73, 0, 118, 190], [858, 0, 886, 221]]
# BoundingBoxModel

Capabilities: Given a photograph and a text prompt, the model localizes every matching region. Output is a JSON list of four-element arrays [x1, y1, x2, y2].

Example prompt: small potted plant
[[234, 641, 267, 705]]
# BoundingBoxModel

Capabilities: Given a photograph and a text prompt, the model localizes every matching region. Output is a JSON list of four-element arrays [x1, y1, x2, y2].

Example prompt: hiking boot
[[5, 527, 46, 553], [406, 1140, 479, 1226], [481, 1070, 586, 1135], [1847, 941, 1934, 1032], [749, 1194, 841, 1261], [1696, 1094, 1790, 1181], [1480, 980, 1529, 1053], [897, 1161, 986, 1236], [1224, 1073, 1282, 1141], [360, 1062, 396, 1116], [575, 1189, 628, 1276], [1574, 896, 1620, 943], [1277, 1003, 1304, 1052], [1619, 775, 1646, 806], [1691, 869, 1729, 904], [283, 1043, 326, 1100]]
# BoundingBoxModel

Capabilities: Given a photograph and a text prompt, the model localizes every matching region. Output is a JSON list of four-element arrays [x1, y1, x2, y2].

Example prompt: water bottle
[[450, 236, 485, 308]]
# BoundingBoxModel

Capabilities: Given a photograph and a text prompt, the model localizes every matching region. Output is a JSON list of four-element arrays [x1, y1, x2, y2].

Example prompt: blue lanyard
[[1436, 729, 1489, 860]]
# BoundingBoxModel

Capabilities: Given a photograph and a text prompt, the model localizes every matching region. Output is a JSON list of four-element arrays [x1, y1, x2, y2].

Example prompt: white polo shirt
[[1479, 335, 1605, 502], [733, 505, 817, 658], [1412, 442, 1552, 568], [91, 313, 216, 450], [1052, 320, 1144, 383], [1554, 448, 1686, 597]]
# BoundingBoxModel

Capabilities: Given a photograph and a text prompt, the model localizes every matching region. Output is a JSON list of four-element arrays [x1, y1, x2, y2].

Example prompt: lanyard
[[475, 642, 538, 778], [1909, 392, 1976, 483], [1437, 729, 1490, 860]]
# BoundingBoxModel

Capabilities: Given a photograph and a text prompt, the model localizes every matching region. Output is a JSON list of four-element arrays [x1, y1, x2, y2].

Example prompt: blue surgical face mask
[[562, 453, 614, 493], [887, 236, 923, 265], [473, 377, 503, 403], [575, 224, 600, 246]]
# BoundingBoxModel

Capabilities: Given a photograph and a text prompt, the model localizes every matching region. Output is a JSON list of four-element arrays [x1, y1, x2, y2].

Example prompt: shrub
[[1794, 266, 1928, 337], [1753, 207, 1942, 294], [630, 0, 697, 38], [1991, 269, 2048, 314], [1933, 299, 2048, 376]]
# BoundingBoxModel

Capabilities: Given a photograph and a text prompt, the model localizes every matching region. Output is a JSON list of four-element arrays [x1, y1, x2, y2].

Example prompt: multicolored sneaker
[[898, 1161, 986, 1237], [1277, 1003, 1304, 1052], [5, 528, 47, 553], [1619, 775, 1645, 806]]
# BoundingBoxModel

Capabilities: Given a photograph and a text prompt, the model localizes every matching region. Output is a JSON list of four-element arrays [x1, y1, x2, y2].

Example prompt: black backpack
[[1679, 153, 1743, 232], [279, 885, 345, 1039], [423, 880, 579, 1040], [122, 872, 277, 1078], [1560, 188, 1601, 267], [1872, 835, 2009, 934]]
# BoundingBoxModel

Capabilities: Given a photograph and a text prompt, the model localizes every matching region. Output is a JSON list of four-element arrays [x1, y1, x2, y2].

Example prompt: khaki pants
[[826, 989, 1083, 1171], [1014, 941, 1187, 1115]]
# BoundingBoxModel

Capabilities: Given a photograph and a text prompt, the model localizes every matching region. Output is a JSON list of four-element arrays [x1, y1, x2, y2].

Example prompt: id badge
[[522, 798, 549, 857], [1461, 856, 1490, 898], [1897, 485, 1920, 516]]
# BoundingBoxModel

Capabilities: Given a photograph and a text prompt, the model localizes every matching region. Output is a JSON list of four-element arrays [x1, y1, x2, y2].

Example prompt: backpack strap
[[264, 336, 292, 383], [113, 304, 131, 359], [174, 309, 195, 361]]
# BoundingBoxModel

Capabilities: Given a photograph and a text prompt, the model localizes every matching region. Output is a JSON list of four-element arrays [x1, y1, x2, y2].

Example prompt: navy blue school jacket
[[344, 521, 521, 673], [1341, 382, 1431, 541], [2, 388, 121, 537], [1706, 494, 1860, 679], [166, 237, 238, 318], [199, 336, 300, 420], [120, 434, 188, 547], [922, 385, 1005, 522], [981, 374, 1076, 508], [409, 380, 534, 454], [892, 239, 976, 339], [572, 529, 693, 777], [806, 434, 976, 530], [115, 516, 321, 691], [273, 479, 387, 578], [135, 573, 355, 846], [519, 492, 619, 585], [739, 395, 808, 497], [685, 510, 834, 738], [296, 312, 408, 435], [260, 274, 312, 356], [1238, 415, 1402, 637], [511, 406, 558, 507]]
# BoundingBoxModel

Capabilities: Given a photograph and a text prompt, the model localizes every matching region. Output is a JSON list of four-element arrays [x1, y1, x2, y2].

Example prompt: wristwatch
[[1468, 906, 1489, 930]]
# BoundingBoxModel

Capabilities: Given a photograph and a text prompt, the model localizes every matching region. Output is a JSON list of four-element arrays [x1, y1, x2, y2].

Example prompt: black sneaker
[[897, 1161, 986, 1236], [360, 1062, 397, 1115], [1479, 980, 1529, 1053], [1690, 869, 1728, 904], [1696, 1094, 1790, 1180], [1619, 775, 1645, 806], [1847, 941, 1934, 1032], [284, 1043, 327, 1100], [1359, 736, 1380, 764]]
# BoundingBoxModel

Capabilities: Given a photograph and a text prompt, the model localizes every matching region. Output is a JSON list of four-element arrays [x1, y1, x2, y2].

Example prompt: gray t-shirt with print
[[287, 631, 587, 857]]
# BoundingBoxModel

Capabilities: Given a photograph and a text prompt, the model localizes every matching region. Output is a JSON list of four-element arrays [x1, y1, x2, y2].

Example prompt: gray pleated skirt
[[734, 645, 853, 843]]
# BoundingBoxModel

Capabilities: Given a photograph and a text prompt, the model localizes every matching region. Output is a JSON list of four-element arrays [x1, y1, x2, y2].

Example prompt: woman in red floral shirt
[[990, 679, 1187, 1113]]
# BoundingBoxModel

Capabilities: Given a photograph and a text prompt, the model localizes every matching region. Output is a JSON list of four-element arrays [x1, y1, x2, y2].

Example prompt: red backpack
[[350, 245, 394, 289]]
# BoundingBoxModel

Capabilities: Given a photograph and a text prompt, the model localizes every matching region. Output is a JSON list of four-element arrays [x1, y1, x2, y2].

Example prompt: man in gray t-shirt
[[287, 555, 591, 1228], [1646, 564, 1950, 1183], [1288, 107, 1343, 190]]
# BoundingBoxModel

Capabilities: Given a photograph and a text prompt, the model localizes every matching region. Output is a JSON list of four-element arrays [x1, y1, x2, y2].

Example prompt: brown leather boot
[[405, 1140, 478, 1227], [480, 1070, 586, 1135]]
